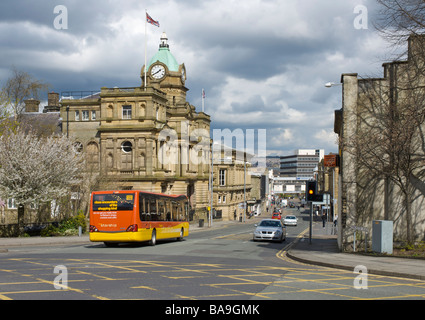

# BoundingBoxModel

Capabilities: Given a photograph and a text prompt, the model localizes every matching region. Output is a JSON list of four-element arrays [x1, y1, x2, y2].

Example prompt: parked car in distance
[[283, 215, 298, 226], [253, 219, 286, 243], [272, 212, 281, 220]]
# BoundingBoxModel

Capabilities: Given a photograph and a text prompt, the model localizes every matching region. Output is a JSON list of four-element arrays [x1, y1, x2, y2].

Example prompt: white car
[[253, 219, 286, 243], [283, 215, 298, 226]]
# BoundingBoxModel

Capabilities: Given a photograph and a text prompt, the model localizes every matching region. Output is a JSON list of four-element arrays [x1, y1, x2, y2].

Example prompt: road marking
[[131, 285, 158, 291], [276, 226, 309, 265]]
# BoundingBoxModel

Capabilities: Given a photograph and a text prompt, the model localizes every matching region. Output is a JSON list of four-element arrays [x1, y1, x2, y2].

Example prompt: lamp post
[[325, 80, 343, 238], [244, 159, 246, 223], [209, 143, 214, 228], [66, 106, 69, 138], [325, 82, 342, 88]]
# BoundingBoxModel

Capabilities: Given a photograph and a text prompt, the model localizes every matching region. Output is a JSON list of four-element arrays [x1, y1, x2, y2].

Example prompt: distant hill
[[266, 156, 280, 168], [251, 156, 280, 168]]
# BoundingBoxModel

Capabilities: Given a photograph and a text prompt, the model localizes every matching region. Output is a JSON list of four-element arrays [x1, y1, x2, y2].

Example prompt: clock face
[[151, 64, 165, 79]]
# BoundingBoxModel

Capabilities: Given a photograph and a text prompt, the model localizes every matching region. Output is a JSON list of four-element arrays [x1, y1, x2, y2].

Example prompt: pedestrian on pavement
[[322, 212, 326, 228]]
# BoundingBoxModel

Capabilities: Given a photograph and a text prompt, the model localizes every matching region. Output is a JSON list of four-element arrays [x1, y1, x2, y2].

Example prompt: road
[[1, 206, 425, 302]]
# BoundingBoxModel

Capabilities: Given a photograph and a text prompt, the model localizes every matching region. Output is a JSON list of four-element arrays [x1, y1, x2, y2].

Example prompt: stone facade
[[211, 144, 252, 221], [60, 33, 211, 219], [334, 35, 425, 250]]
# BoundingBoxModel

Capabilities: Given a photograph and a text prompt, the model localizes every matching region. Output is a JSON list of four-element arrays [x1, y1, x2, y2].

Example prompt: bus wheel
[[149, 230, 156, 246], [177, 228, 184, 241]]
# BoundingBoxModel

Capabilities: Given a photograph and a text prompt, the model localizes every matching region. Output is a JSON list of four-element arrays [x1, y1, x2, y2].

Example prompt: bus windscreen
[[92, 193, 135, 211]]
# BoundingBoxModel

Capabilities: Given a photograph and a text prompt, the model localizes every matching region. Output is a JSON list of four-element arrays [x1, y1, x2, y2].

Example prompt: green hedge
[[41, 212, 87, 237]]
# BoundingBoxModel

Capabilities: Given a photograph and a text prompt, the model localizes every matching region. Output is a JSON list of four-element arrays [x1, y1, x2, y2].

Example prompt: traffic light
[[306, 181, 317, 202]]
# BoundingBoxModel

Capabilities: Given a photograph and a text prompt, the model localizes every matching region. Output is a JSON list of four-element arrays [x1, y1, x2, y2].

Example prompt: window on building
[[121, 141, 133, 153], [82, 110, 89, 121], [219, 169, 226, 186], [122, 105, 132, 119], [75, 110, 80, 121], [91, 110, 96, 120]]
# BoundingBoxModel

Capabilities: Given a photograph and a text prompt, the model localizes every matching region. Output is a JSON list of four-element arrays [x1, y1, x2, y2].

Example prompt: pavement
[[286, 221, 425, 281], [1, 219, 425, 281]]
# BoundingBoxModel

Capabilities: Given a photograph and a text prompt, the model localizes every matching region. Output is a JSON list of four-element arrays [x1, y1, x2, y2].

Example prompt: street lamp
[[325, 82, 342, 88], [325, 80, 342, 237]]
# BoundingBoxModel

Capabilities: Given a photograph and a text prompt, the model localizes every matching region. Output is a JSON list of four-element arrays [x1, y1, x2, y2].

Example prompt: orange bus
[[89, 190, 189, 246]]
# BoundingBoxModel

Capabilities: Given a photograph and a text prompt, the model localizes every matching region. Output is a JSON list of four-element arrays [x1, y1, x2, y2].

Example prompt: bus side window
[[139, 196, 150, 221], [172, 201, 178, 221], [158, 200, 165, 221], [178, 203, 183, 221], [185, 202, 189, 221], [165, 200, 171, 221], [150, 199, 157, 221]]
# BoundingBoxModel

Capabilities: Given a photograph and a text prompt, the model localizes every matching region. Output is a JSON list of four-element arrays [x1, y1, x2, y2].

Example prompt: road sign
[[324, 154, 339, 167]]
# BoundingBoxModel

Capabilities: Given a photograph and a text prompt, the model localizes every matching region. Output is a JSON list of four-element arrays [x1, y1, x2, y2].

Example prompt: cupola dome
[[146, 32, 179, 72]]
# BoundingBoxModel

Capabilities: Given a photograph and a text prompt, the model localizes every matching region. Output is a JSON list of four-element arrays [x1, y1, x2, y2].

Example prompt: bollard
[[78, 226, 82, 237]]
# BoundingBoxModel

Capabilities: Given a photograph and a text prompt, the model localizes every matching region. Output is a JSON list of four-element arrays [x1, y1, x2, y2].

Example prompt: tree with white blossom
[[0, 127, 85, 229]]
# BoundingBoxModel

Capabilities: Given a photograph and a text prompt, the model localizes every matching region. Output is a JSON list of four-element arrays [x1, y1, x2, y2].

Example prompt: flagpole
[[202, 89, 205, 113], [144, 9, 147, 90]]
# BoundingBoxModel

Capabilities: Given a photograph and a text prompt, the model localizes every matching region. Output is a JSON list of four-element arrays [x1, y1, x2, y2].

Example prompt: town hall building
[[60, 33, 211, 218]]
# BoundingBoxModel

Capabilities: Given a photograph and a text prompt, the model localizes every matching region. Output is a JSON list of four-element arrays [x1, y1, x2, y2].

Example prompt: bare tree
[[0, 90, 17, 136], [1, 67, 50, 118], [375, 0, 425, 45], [0, 127, 85, 230], [351, 65, 425, 243]]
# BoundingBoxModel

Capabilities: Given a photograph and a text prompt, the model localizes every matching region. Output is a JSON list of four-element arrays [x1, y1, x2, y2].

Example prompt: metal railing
[[60, 91, 100, 100]]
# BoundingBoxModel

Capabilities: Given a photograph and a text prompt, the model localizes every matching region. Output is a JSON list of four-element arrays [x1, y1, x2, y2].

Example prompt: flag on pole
[[146, 12, 160, 27], [202, 89, 205, 112], [144, 11, 159, 89]]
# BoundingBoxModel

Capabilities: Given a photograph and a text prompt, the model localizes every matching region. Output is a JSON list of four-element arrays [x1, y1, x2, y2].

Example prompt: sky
[[0, 0, 402, 157]]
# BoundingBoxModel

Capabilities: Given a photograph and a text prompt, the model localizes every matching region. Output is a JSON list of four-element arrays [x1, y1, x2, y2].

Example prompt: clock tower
[[141, 32, 188, 105]]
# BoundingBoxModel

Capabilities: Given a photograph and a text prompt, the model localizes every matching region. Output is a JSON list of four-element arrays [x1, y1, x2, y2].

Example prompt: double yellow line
[[276, 227, 309, 263]]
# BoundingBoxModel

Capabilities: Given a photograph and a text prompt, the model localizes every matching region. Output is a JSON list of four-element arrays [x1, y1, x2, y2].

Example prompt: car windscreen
[[259, 221, 281, 227], [92, 193, 135, 211]]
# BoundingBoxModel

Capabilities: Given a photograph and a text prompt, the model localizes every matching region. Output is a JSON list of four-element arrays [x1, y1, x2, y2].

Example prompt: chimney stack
[[24, 98, 40, 113], [43, 92, 60, 113]]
